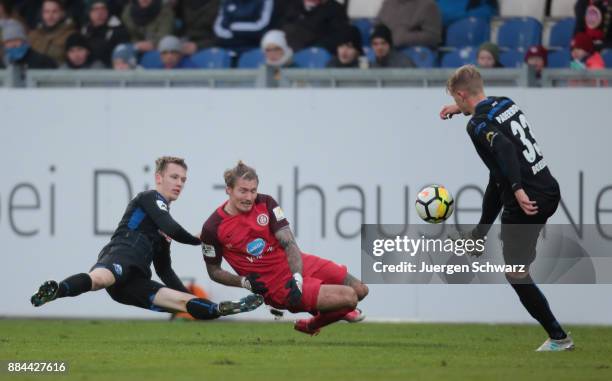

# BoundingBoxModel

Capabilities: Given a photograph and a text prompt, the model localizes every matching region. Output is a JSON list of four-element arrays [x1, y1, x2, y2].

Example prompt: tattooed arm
[[275, 226, 303, 276]]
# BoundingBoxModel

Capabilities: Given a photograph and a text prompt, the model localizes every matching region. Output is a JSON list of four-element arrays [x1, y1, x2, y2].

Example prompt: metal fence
[[2, 65, 612, 88]]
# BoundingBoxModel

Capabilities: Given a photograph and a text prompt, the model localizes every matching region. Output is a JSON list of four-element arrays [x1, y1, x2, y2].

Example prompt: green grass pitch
[[1, 319, 611, 381]]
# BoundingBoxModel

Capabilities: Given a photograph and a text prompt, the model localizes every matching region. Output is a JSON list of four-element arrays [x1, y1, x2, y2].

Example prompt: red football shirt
[[201, 194, 291, 293]]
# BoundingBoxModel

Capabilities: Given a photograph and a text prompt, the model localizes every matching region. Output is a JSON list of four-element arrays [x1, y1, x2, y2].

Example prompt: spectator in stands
[[524, 45, 547, 78], [326, 25, 363, 68], [574, 0, 612, 50], [111, 42, 138, 69], [281, 0, 349, 54], [477, 42, 502, 68], [28, 0, 76, 65], [61, 32, 105, 69], [122, 0, 174, 53], [369, 24, 415, 68], [214, 0, 282, 50], [176, 0, 219, 55], [157, 35, 196, 69], [377, 0, 442, 49], [1, 18, 57, 68], [570, 31, 605, 70], [81, 0, 130, 68], [436, 0, 498, 28], [261, 29, 293, 67]]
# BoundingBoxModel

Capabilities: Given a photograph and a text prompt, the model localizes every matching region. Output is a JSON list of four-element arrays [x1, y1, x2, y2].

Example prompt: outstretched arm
[[205, 262, 243, 288], [140, 192, 201, 245]]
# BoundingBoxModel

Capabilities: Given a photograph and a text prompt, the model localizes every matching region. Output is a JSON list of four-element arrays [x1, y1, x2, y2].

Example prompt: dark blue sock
[[186, 298, 220, 320], [57, 273, 92, 298], [508, 275, 567, 340]]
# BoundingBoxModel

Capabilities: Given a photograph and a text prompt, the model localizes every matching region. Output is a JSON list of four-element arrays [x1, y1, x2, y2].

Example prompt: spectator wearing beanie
[[81, 0, 130, 67], [156, 35, 195, 69], [326, 25, 363, 68], [376, 0, 442, 48], [525, 45, 547, 77], [477, 42, 503, 68], [571, 32, 605, 70], [370, 24, 415, 68], [1, 18, 57, 68], [28, 0, 76, 65], [61, 32, 105, 69], [261, 29, 294, 68], [111, 43, 138, 70]]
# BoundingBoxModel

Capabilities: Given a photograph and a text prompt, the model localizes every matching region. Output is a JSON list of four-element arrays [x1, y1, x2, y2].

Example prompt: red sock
[[309, 308, 353, 330]]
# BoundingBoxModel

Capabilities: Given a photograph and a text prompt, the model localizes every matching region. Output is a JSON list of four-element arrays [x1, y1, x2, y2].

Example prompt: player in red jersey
[[201, 161, 369, 335]]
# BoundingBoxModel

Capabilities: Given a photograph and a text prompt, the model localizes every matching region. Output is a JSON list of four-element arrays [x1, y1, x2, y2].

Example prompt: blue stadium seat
[[547, 48, 570, 68], [499, 48, 525, 68], [601, 49, 612, 68], [497, 17, 542, 49], [363, 46, 375, 63], [293, 47, 332, 69], [140, 51, 163, 69], [238, 49, 265, 68], [441, 47, 477, 68], [446, 17, 490, 48], [402, 46, 436, 68], [191, 48, 232, 69], [549, 18, 575, 48], [352, 18, 373, 46]]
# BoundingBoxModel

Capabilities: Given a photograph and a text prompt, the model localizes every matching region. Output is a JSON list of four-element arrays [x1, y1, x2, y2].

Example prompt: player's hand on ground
[[242, 273, 268, 295], [514, 189, 538, 215], [440, 104, 461, 120], [285, 276, 302, 307]]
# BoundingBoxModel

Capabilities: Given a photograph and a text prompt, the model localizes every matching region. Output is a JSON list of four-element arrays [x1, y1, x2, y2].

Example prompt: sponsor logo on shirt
[[273, 206, 285, 221], [112, 263, 123, 276], [246, 238, 266, 257], [202, 244, 216, 258], [257, 213, 269, 226], [156, 200, 168, 212]]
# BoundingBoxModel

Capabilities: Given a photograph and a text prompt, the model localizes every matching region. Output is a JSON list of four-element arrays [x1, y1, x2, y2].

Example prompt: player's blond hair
[[155, 156, 187, 174], [446, 65, 484, 96], [224, 161, 259, 188]]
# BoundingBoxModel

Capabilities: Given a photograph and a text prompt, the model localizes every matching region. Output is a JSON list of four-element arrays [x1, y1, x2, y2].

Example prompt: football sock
[[57, 273, 92, 298], [508, 275, 567, 340], [186, 298, 220, 320], [309, 308, 354, 330]]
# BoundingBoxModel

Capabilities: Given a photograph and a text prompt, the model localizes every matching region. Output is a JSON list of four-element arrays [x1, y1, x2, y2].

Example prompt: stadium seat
[[348, 0, 384, 19], [191, 48, 232, 69], [352, 18, 373, 46], [499, 49, 525, 68], [402, 46, 437, 68], [547, 48, 571, 68], [550, 0, 576, 18], [140, 51, 163, 69], [293, 47, 332, 69], [446, 17, 490, 48], [363, 46, 375, 63], [499, 0, 546, 20], [441, 47, 477, 68], [237, 49, 265, 68], [602, 50, 612, 68], [497, 17, 542, 49], [549, 18, 575, 48]]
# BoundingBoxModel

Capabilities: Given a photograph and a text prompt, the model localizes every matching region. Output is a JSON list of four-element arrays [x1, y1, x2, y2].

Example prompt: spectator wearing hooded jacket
[[376, 0, 442, 49], [281, 0, 349, 54], [81, 0, 130, 67], [261, 29, 293, 67], [122, 0, 174, 53], [28, 0, 76, 65], [326, 25, 363, 68]]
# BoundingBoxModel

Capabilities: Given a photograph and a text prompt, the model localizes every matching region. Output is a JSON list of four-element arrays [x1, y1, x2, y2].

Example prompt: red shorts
[[265, 253, 347, 314]]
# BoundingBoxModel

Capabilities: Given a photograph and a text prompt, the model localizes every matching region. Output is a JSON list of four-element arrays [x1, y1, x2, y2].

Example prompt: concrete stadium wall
[[1, 88, 611, 324]]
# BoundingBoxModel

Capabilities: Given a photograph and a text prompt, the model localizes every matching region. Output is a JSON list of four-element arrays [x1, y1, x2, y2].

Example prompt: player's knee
[[89, 270, 114, 290]]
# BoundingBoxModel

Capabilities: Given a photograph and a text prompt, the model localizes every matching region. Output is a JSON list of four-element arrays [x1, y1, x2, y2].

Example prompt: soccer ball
[[415, 185, 454, 223]]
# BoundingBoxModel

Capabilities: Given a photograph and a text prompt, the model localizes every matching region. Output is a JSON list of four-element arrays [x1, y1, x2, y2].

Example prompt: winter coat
[[377, 0, 442, 48], [28, 18, 76, 65]]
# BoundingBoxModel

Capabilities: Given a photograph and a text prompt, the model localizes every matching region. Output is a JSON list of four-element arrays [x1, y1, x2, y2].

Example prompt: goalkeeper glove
[[285, 273, 303, 307]]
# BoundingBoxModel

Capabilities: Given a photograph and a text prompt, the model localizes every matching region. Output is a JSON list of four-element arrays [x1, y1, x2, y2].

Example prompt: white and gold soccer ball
[[415, 185, 454, 223]]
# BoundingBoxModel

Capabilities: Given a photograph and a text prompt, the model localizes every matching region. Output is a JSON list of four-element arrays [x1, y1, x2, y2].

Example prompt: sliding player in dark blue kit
[[440, 65, 574, 351], [31, 156, 263, 319]]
